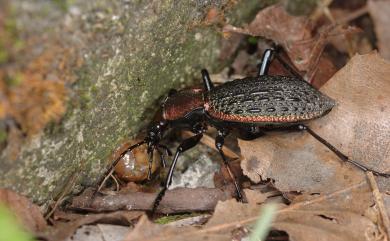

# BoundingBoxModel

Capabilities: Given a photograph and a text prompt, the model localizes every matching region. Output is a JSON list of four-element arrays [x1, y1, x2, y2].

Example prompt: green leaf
[[0, 204, 34, 241]]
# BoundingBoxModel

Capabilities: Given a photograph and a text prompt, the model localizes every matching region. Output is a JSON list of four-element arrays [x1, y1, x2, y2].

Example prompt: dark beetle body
[[163, 75, 335, 132]]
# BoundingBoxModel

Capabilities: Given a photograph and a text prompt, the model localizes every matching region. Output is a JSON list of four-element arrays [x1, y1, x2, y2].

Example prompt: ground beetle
[[98, 49, 390, 213]]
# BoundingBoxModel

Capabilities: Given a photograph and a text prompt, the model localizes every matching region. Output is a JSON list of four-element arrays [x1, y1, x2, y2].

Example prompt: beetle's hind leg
[[298, 124, 390, 177], [258, 49, 274, 76], [258, 47, 303, 80], [156, 144, 172, 168], [201, 69, 214, 91], [215, 129, 244, 202]]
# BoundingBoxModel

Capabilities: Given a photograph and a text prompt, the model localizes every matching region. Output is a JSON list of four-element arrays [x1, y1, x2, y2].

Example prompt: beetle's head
[[145, 120, 168, 148], [162, 87, 204, 121]]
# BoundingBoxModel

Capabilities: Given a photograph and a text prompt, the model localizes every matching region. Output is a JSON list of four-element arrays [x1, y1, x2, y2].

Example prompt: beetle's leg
[[298, 124, 390, 177], [152, 133, 204, 213], [236, 126, 266, 140], [146, 149, 154, 180], [215, 129, 244, 201], [156, 144, 172, 168], [94, 140, 146, 194], [156, 148, 167, 168], [201, 69, 214, 91], [158, 144, 172, 156], [272, 47, 303, 80], [258, 49, 274, 76]]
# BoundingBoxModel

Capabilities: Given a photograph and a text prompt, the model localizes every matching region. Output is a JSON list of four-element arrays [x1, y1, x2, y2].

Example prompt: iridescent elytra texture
[[205, 76, 335, 123]]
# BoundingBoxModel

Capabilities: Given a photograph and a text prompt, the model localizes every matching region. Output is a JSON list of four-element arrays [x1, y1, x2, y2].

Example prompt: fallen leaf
[[65, 224, 130, 241], [368, 0, 390, 60], [45, 210, 142, 241], [243, 189, 267, 204], [231, 50, 251, 75], [223, 4, 314, 71], [223, 4, 361, 84], [0, 188, 46, 233], [124, 185, 382, 241], [240, 52, 390, 194]]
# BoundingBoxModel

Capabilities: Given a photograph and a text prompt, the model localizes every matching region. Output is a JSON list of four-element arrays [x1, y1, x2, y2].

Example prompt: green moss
[[0, 130, 7, 143], [52, 0, 69, 11], [155, 213, 203, 224], [0, 47, 9, 64], [5, 72, 23, 87], [285, 0, 318, 16]]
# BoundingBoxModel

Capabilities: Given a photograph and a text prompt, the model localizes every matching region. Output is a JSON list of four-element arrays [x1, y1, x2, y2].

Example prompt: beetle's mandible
[[97, 49, 390, 214]]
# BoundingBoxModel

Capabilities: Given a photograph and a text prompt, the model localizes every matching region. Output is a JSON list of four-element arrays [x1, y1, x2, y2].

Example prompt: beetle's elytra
[[97, 48, 389, 214], [164, 75, 335, 124], [208, 75, 335, 123]]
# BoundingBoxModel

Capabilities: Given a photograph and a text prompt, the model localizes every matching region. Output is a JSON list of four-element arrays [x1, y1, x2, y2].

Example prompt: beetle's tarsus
[[215, 129, 244, 203], [301, 124, 390, 177], [151, 187, 167, 214]]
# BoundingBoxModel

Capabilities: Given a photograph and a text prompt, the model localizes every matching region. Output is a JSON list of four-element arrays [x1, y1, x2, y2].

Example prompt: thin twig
[[44, 173, 79, 220], [367, 172, 390, 239], [97, 167, 115, 192], [111, 173, 120, 191], [70, 186, 236, 214], [336, 5, 368, 25]]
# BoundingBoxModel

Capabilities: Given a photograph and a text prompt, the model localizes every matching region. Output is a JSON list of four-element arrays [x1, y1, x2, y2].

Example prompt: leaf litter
[[0, 188, 46, 234]]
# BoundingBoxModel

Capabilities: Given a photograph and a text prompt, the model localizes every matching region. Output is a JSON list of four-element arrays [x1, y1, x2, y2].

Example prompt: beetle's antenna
[[201, 69, 214, 91], [258, 49, 274, 76], [96, 141, 146, 190], [88, 140, 147, 206]]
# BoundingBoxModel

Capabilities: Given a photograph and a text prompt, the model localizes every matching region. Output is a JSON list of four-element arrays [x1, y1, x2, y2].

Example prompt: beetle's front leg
[[151, 133, 204, 213], [215, 129, 244, 202]]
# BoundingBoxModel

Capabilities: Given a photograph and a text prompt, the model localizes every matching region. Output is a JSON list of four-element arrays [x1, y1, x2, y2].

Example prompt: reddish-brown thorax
[[162, 88, 204, 120]]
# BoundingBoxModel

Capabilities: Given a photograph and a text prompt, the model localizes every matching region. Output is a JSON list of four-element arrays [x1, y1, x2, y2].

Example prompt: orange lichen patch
[[0, 36, 81, 138], [204, 7, 225, 25], [7, 77, 67, 136]]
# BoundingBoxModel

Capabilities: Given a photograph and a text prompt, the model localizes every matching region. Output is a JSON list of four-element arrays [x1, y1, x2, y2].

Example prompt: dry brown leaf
[[125, 187, 382, 241], [368, 0, 390, 60], [45, 210, 142, 241], [64, 224, 130, 241], [0, 188, 47, 233], [240, 52, 390, 194], [223, 4, 314, 71], [223, 4, 361, 82]]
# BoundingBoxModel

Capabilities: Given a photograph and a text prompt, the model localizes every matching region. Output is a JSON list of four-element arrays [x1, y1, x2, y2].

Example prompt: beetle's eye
[[162, 89, 177, 107], [168, 89, 177, 97]]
